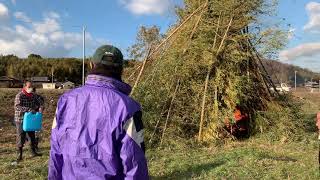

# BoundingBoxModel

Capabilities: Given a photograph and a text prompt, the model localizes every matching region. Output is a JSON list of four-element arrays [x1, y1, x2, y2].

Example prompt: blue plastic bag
[[23, 112, 42, 131]]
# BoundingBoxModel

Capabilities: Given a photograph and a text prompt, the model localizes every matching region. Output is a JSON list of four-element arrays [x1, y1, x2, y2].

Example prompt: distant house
[[42, 83, 56, 89], [31, 76, 50, 88], [305, 81, 319, 88], [62, 81, 75, 89], [31, 77, 49, 82], [0, 76, 22, 88]]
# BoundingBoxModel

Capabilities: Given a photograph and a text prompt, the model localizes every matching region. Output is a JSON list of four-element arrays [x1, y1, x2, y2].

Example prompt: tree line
[[0, 54, 85, 84], [0, 54, 137, 84], [263, 59, 320, 85]]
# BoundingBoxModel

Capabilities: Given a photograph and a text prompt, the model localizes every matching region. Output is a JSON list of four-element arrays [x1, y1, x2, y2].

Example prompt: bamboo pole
[[144, 41, 172, 83], [149, 66, 179, 144], [130, 4, 207, 96], [198, 71, 211, 141], [148, 3, 207, 59], [160, 79, 180, 146], [149, 5, 208, 144], [216, 18, 233, 55], [149, 104, 167, 144], [198, 17, 233, 141], [128, 64, 142, 81], [183, 0, 208, 54], [197, 14, 221, 141], [214, 85, 218, 119], [247, 39, 279, 97], [130, 47, 152, 95]]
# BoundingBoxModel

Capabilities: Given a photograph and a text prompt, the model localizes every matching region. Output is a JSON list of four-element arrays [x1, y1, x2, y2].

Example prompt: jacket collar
[[85, 74, 132, 95]]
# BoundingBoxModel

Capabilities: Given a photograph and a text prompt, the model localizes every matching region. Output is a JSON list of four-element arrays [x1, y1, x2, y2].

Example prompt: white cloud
[[121, 0, 170, 15], [281, 2, 320, 63], [33, 17, 61, 34], [11, 0, 16, 5], [14, 12, 31, 22], [0, 11, 103, 57], [0, 3, 9, 19], [279, 42, 320, 61], [304, 2, 320, 32], [46, 11, 60, 19]]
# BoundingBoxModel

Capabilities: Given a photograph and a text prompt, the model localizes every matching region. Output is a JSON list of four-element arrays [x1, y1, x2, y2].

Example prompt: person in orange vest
[[224, 104, 249, 138]]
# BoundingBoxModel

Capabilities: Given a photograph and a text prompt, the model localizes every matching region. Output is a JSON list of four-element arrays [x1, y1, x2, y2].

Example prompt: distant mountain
[[262, 59, 320, 86]]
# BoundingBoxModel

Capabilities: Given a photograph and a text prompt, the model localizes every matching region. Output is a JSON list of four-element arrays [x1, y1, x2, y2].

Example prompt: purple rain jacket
[[48, 74, 149, 180]]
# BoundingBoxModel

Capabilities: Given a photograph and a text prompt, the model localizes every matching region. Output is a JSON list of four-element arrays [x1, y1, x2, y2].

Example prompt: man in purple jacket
[[48, 45, 149, 180]]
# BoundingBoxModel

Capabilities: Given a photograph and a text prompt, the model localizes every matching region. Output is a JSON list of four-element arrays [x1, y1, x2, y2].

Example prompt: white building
[[42, 83, 56, 89]]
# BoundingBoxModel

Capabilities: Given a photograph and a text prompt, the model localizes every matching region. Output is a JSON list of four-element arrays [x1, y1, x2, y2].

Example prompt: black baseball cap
[[92, 45, 123, 67]]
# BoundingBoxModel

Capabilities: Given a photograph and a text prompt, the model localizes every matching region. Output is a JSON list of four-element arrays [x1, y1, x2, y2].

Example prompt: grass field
[[0, 88, 319, 179]]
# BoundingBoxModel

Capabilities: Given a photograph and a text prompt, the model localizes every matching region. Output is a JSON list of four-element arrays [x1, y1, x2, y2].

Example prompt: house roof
[[0, 76, 21, 81], [31, 77, 49, 82]]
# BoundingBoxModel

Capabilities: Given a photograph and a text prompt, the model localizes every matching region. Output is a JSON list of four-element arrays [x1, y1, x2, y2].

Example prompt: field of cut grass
[[0, 88, 319, 179]]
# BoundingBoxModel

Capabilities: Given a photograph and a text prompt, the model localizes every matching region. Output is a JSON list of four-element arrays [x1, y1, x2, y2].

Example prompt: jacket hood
[[85, 74, 132, 95]]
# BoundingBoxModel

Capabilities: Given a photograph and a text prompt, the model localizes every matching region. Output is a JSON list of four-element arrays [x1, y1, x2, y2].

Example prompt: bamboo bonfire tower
[[131, 0, 286, 144]]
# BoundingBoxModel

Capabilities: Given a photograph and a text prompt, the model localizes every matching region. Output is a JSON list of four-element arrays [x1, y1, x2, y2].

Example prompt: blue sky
[[0, 0, 320, 72], [278, 0, 320, 72], [0, 0, 182, 58]]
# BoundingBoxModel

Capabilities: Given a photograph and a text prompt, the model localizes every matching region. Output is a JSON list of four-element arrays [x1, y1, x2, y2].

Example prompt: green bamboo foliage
[[133, 0, 291, 144]]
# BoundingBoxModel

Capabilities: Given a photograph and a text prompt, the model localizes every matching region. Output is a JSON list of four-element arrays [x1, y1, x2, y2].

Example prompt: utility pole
[[51, 67, 54, 84], [294, 71, 297, 91], [51, 67, 54, 89], [82, 26, 86, 86]]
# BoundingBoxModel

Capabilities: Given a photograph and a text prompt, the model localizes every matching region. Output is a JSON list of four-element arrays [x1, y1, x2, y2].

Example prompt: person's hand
[[39, 107, 43, 113], [28, 108, 36, 114]]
